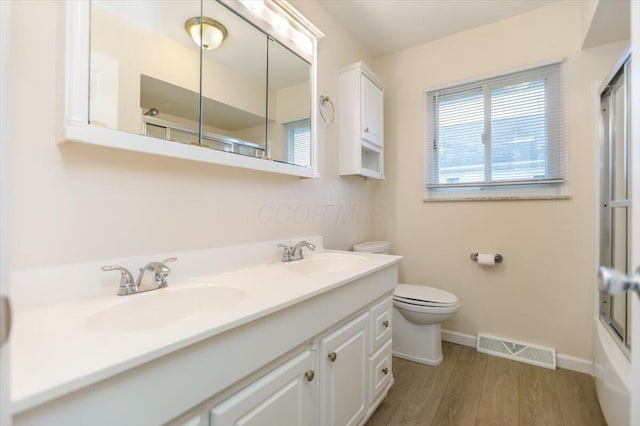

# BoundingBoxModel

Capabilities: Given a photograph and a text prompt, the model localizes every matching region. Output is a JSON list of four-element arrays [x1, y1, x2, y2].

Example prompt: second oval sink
[[85, 284, 245, 333], [284, 253, 369, 274]]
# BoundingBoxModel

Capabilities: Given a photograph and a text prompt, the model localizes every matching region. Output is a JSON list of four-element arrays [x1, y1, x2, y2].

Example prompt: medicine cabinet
[[339, 62, 385, 180], [60, 0, 323, 178]]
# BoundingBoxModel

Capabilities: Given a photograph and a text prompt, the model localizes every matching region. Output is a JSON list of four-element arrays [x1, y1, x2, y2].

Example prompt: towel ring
[[319, 95, 335, 124]]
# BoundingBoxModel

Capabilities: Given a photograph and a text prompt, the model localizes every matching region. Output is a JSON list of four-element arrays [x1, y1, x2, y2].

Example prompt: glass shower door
[[600, 58, 632, 354]]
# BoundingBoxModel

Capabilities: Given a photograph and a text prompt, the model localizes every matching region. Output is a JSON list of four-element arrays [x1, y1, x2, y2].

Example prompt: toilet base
[[392, 306, 444, 366]]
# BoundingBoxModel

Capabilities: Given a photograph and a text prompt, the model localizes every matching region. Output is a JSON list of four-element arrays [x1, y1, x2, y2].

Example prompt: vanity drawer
[[369, 340, 392, 404], [369, 295, 393, 354]]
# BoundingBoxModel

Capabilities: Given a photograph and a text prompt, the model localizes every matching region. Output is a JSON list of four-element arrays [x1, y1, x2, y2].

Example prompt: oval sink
[[284, 253, 369, 274], [85, 285, 245, 333]]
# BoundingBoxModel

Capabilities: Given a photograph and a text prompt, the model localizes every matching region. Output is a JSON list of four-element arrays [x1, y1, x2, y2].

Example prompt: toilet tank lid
[[395, 284, 459, 305], [352, 241, 390, 253]]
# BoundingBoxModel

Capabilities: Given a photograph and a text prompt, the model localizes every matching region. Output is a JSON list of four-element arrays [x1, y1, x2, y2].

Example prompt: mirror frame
[[60, 0, 324, 178]]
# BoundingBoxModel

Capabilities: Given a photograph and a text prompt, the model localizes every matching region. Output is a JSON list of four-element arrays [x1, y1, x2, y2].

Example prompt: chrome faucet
[[102, 257, 177, 296], [278, 241, 316, 262]]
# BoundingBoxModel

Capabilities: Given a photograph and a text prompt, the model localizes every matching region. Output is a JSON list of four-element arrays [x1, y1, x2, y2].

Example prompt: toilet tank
[[353, 241, 391, 254]]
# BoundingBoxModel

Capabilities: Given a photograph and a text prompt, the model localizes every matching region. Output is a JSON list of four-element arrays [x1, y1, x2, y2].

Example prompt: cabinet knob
[[305, 370, 315, 382], [364, 127, 369, 132], [328, 352, 337, 362], [382, 367, 389, 375], [382, 320, 389, 328]]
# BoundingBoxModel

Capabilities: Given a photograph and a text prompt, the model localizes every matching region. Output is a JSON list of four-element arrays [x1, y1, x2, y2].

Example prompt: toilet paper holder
[[470, 252, 503, 263]]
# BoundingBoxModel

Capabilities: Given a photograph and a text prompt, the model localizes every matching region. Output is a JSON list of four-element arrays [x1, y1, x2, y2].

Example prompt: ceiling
[[316, 0, 558, 57]]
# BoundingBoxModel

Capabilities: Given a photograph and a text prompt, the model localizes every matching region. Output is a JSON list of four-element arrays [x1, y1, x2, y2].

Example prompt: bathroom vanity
[[10, 237, 400, 425]]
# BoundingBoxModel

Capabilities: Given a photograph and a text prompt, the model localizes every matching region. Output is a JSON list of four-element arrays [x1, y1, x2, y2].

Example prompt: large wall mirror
[[63, 0, 322, 178]]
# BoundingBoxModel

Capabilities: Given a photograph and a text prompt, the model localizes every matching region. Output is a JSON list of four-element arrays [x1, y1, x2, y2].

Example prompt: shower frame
[[599, 54, 632, 359]]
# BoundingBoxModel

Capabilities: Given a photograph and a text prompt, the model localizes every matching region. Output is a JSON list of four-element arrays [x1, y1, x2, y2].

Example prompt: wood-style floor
[[366, 342, 607, 426]]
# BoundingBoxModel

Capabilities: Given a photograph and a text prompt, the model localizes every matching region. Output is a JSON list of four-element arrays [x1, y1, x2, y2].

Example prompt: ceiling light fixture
[[184, 17, 228, 50]]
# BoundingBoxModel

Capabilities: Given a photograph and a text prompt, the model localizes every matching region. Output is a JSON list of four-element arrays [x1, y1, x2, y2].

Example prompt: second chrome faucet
[[278, 241, 316, 262]]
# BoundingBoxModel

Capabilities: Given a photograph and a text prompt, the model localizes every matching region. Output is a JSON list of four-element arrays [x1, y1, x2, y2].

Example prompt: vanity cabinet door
[[210, 350, 315, 426], [319, 313, 369, 426], [361, 75, 384, 148]]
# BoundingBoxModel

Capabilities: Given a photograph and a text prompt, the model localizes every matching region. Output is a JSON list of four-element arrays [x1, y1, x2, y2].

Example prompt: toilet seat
[[393, 284, 459, 307]]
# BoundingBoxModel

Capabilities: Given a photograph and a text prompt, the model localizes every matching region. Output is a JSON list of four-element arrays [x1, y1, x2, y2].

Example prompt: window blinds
[[426, 62, 566, 189], [286, 118, 311, 167]]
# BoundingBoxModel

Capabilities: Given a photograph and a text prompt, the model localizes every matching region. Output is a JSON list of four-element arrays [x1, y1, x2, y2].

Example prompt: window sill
[[423, 194, 571, 202]]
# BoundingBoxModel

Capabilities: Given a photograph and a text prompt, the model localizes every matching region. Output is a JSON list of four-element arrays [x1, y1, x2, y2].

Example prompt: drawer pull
[[328, 352, 337, 362], [382, 367, 389, 375], [305, 370, 315, 382], [382, 320, 389, 328]]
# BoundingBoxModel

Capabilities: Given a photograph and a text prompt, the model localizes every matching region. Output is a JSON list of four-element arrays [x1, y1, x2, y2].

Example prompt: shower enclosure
[[596, 50, 632, 426], [600, 53, 632, 356]]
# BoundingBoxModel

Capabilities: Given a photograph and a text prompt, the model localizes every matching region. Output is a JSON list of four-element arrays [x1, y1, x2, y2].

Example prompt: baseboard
[[556, 353, 594, 375], [441, 329, 477, 348], [392, 350, 442, 366], [441, 329, 594, 375]]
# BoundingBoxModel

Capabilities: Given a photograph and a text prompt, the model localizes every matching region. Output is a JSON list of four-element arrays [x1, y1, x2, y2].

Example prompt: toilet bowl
[[353, 241, 460, 366], [393, 284, 460, 365]]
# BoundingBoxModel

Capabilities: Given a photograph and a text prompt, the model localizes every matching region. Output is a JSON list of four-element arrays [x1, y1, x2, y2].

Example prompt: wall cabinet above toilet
[[339, 62, 386, 180]]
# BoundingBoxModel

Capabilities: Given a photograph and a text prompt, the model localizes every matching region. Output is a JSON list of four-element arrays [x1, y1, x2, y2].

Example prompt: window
[[425, 62, 566, 200], [285, 118, 311, 167]]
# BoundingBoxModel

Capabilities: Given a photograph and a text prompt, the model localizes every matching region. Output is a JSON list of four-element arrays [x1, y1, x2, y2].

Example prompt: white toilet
[[353, 241, 461, 366]]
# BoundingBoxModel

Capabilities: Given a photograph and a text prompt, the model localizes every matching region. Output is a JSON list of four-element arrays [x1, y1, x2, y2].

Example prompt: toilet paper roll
[[477, 253, 495, 266]]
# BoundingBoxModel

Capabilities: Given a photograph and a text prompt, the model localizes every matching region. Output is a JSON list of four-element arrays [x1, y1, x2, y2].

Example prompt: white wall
[[372, 1, 627, 359], [9, 0, 375, 269]]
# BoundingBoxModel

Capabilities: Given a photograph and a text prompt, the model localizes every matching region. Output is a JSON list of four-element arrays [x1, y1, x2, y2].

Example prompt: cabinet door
[[319, 313, 369, 426], [210, 350, 315, 426], [361, 75, 384, 148]]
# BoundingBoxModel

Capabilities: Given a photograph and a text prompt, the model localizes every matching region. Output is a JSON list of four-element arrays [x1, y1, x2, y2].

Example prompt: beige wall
[[372, 1, 627, 359], [9, 0, 375, 269]]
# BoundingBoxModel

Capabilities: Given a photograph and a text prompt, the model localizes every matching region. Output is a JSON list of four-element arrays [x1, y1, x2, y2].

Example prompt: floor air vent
[[477, 334, 556, 370]]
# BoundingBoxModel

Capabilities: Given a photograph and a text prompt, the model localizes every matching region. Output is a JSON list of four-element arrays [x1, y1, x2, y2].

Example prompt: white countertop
[[11, 239, 401, 414]]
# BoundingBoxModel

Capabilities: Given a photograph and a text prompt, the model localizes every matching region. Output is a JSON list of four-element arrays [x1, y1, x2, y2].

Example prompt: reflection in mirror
[[90, 0, 202, 141], [267, 39, 312, 167], [88, 0, 315, 168], [200, 0, 268, 157]]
